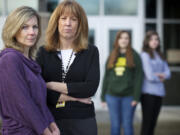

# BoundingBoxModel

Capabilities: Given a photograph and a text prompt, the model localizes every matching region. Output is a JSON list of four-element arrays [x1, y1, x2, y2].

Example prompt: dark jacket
[[36, 45, 100, 119]]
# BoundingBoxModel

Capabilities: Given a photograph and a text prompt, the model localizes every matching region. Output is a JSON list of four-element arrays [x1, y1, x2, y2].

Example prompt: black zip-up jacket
[[36, 45, 100, 119]]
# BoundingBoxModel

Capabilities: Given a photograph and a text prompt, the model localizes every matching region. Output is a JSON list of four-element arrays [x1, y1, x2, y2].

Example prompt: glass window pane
[[7, 0, 38, 13], [88, 30, 95, 45], [76, 0, 99, 15], [145, 0, 156, 18], [47, 0, 58, 12], [109, 30, 132, 52], [164, 24, 180, 65], [164, 24, 180, 49], [164, 0, 180, 19], [146, 23, 156, 32], [105, 0, 138, 15], [0, 0, 2, 15]]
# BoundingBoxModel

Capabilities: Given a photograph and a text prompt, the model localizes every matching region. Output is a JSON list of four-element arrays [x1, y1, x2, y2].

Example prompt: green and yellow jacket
[[101, 49, 143, 102]]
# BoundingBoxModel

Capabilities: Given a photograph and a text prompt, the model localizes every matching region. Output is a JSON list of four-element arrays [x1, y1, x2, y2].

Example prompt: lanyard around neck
[[60, 50, 74, 82]]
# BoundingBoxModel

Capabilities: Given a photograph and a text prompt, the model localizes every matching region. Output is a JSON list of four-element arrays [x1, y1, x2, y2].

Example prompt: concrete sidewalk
[[96, 106, 180, 135], [0, 106, 179, 135]]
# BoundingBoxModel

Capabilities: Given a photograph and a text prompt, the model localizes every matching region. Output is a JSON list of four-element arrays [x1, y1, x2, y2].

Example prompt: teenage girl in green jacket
[[101, 31, 143, 135]]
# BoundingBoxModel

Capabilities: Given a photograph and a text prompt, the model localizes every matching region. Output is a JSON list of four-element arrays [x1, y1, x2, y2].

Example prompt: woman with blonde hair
[[0, 6, 59, 135], [101, 31, 143, 135], [36, 0, 100, 135]]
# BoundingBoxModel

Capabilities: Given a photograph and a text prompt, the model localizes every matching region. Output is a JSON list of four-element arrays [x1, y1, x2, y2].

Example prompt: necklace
[[60, 50, 74, 82]]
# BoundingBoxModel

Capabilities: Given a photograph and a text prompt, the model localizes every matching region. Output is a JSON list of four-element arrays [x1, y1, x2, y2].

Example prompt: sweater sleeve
[[163, 61, 171, 80], [133, 52, 143, 102], [44, 103, 55, 124], [36, 46, 60, 106], [100, 61, 110, 102], [0, 53, 49, 135], [67, 46, 100, 98], [141, 52, 161, 82]]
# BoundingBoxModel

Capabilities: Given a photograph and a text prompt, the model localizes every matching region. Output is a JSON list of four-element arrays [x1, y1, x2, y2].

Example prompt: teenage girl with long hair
[[140, 31, 171, 135], [101, 31, 143, 135]]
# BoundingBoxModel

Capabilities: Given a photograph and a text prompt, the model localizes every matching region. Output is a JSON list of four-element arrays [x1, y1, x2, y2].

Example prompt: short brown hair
[[45, 0, 88, 52], [2, 6, 41, 58], [107, 31, 135, 69]]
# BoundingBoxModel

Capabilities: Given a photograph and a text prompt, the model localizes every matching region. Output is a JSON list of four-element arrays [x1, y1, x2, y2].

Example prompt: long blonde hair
[[45, 0, 89, 52], [107, 31, 135, 69], [2, 6, 41, 58]]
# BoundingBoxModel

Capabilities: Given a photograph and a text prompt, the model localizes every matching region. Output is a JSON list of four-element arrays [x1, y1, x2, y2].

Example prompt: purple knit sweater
[[0, 48, 54, 135]]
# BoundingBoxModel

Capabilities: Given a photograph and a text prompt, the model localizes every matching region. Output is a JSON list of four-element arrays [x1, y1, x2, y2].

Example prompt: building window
[[164, 24, 180, 65], [47, 0, 58, 12], [163, 0, 180, 65], [0, 0, 2, 15], [76, 0, 99, 15], [105, 0, 138, 15], [145, 0, 157, 34], [146, 23, 156, 32], [88, 29, 95, 45], [164, 24, 180, 50], [145, 0, 156, 18], [164, 0, 180, 19], [0, 0, 38, 14]]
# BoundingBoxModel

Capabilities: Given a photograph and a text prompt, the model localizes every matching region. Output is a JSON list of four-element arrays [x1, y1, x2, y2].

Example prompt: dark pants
[[55, 117, 97, 135], [140, 94, 162, 135]]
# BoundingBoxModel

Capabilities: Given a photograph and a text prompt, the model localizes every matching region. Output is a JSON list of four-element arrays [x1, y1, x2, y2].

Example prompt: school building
[[0, 0, 180, 110]]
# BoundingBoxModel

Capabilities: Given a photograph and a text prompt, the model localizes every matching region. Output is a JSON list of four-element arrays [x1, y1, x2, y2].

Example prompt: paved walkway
[[0, 106, 179, 135], [96, 106, 180, 135]]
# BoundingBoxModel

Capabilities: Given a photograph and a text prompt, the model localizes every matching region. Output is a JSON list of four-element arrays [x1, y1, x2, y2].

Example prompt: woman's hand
[[155, 73, 165, 82], [76, 98, 92, 104], [58, 94, 77, 102], [43, 127, 53, 135], [131, 101, 138, 107], [46, 82, 68, 94], [58, 94, 92, 104], [49, 122, 60, 135]]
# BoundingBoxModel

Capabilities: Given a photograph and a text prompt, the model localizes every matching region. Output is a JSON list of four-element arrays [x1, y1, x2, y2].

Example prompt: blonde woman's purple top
[[0, 48, 54, 135]]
